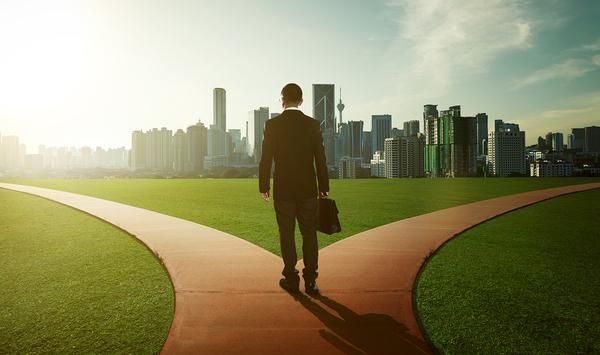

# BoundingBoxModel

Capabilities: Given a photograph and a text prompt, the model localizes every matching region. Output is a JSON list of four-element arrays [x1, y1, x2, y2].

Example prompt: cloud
[[577, 38, 600, 51], [388, 0, 532, 79], [513, 56, 600, 88], [375, 0, 538, 106]]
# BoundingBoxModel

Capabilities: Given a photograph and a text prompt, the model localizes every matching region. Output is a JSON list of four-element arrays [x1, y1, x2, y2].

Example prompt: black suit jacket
[[259, 109, 329, 201]]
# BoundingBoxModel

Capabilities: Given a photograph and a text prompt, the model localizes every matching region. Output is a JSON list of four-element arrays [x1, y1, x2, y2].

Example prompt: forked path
[[2, 182, 599, 354]]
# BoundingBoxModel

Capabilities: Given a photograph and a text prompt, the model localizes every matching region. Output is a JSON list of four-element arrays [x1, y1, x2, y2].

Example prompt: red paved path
[[2, 182, 599, 354]]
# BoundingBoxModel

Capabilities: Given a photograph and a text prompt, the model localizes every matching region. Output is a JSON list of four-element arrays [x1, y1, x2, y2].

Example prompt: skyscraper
[[347, 120, 363, 159], [571, 128, 585, 152], [371, 114, 392, 153], [252, 106, 270, 163], [584, 126, 600, 153], [545, 132, 553, 151], [391, 128, 404, 138], [488, 120, 526, 177], [335, 122, 349, 165], [403, 120, 420, 137], [567, 134, 575, 150], [313, 84, 335, 165], [475, 113, 488, 155], [228, 129, 242, 153], [213, 88, 226, 132], [361, 131, 372, 163], [551, 132, 564, 152]]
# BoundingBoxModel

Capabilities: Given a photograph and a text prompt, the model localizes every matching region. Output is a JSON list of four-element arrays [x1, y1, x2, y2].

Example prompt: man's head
[[281, 83, 303, 108]]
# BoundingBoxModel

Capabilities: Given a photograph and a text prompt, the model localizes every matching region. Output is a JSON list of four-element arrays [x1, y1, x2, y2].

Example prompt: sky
[[0, 0, 599, 152]]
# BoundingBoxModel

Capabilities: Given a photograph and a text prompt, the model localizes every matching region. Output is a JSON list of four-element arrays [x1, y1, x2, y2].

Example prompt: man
[[259, 83, 329, 294]]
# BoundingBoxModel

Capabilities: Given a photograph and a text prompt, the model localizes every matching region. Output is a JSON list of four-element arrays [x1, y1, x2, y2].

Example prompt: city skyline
[[0, 0, 599, 152]]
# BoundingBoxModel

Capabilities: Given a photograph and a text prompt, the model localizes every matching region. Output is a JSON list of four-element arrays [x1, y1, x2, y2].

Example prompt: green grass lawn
[[0, 189, 174, 354], [415, 188, 600, 354], [5, 177, 598, 257]]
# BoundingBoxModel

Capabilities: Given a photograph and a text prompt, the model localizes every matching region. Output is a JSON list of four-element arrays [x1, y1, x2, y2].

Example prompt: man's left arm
[[258, 121, 274, 200]]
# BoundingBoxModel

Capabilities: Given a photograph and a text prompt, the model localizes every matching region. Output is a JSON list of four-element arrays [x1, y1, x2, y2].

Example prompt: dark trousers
[[274, 197, 319, 282]]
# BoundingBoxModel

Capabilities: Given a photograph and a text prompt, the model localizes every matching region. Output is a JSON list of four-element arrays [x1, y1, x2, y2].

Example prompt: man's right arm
[[259, 121, 273, 194], [313, 121, 329, 195]]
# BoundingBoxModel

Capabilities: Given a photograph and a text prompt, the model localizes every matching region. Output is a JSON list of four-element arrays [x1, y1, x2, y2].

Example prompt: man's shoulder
[[270, 111, 317, 124]]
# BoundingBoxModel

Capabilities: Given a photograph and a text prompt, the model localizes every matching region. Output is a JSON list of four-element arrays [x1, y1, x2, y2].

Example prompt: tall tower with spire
[[337, 87, 345, 131]]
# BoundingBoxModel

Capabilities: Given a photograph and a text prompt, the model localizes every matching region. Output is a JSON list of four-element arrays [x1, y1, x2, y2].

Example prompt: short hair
[[281, 83, 303, 103]]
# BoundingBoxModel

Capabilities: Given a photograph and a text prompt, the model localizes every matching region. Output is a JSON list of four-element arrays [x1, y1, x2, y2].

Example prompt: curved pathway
[[1, 182, 599, 354]]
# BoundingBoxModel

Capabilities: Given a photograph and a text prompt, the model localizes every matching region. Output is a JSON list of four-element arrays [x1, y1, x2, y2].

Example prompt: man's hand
[[261, 191, 271, 203], [319, 191, 329, 199]]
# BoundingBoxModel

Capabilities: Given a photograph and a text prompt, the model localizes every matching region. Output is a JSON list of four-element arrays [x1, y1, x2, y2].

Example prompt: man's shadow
[[288, 292, 430, 355]]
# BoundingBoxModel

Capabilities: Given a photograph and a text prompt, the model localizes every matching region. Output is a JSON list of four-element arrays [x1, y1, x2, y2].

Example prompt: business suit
[[259, 108, 329, 283]]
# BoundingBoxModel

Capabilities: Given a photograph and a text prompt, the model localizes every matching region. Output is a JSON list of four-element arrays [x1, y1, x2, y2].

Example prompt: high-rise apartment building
[[530, 161, 573, 177], [370, 151, 385, 177], [384, 137, 400, 178], [371, 114, 392, 154], [338, 157, 361, 179], [145, 128, 173, 170], [252, 107, 270, 163], [313, 84, 335, 165], [424, 105, 477, 177], [0, 135, 23, 170], [423, 104, 439, 176], [132, 127, 173, 171], [213, 88, 226, 132], [488, 120, 526, 177], [384, 135, 425, 178], [173, 129, 187, 173], [130, 130, 147, 169]]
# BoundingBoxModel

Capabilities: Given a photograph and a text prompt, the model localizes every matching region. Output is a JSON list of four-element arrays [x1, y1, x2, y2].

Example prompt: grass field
[[0, 189, 174, 354], [5, 177, 598, 257], [415, 188, 600, 354]]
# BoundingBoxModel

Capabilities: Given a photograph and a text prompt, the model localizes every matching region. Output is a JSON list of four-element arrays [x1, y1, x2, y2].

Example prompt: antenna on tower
[[337, 87, 345, 130]]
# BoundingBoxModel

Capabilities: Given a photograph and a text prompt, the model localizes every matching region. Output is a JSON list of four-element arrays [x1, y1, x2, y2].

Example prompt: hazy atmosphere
[[1, 0, 599, 151]]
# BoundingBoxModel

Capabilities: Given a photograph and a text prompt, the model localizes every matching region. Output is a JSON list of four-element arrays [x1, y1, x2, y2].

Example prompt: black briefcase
[[318, 198, 341, 235]]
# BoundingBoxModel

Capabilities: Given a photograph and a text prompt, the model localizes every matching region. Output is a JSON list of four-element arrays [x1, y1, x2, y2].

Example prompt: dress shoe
[[305, 280, 319, 294], [279, 278, 300, 293]]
